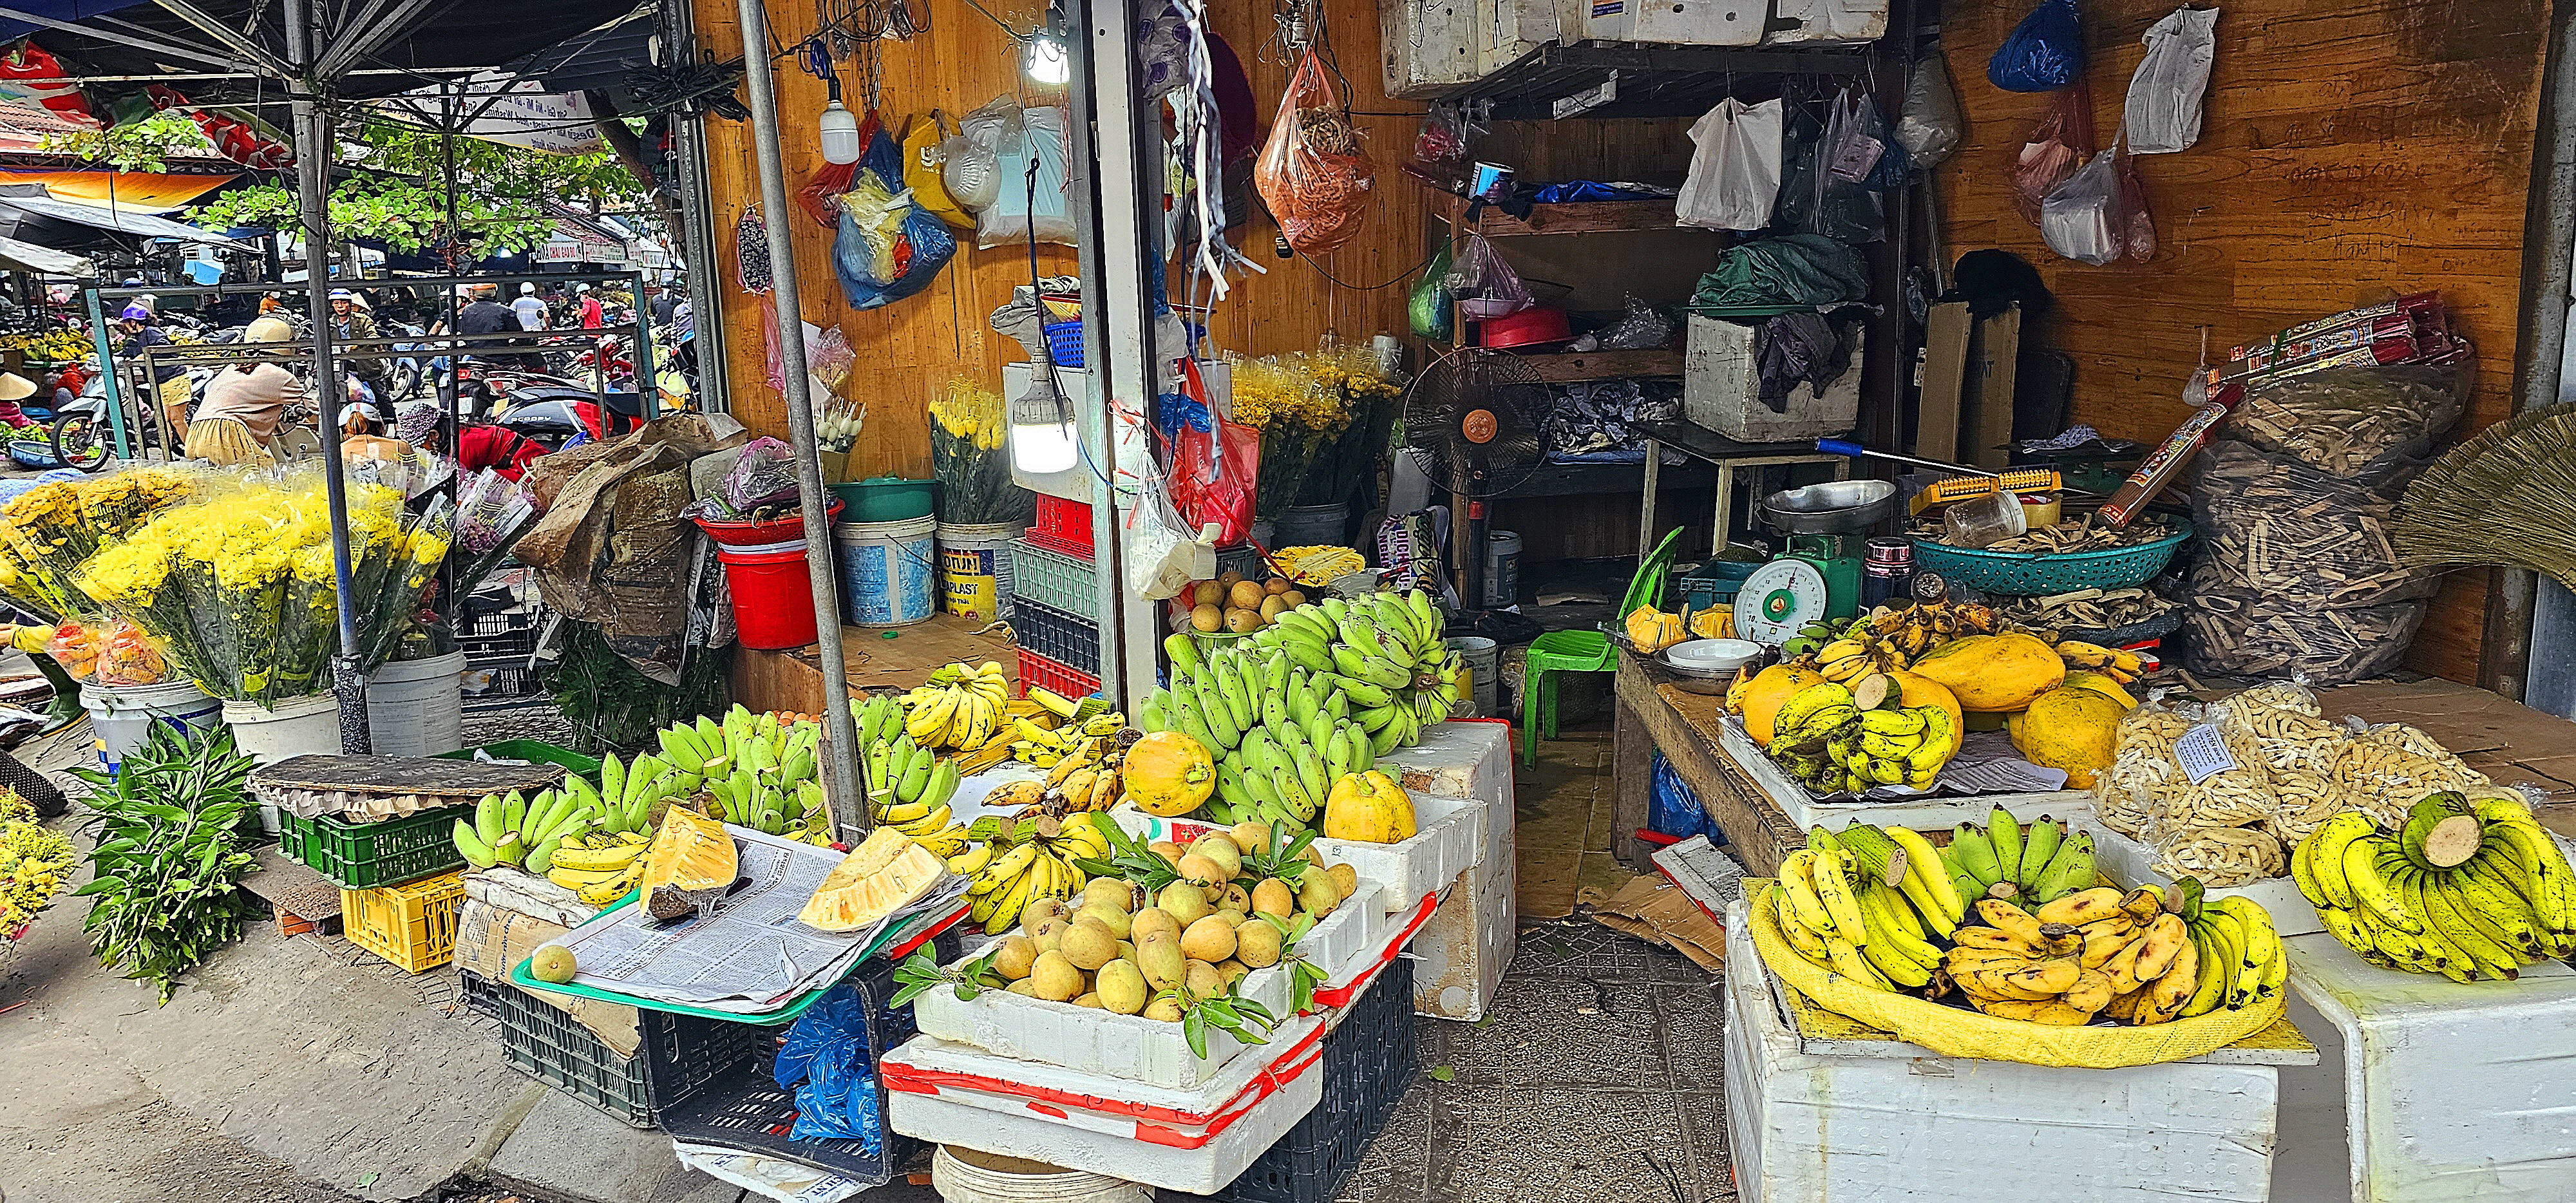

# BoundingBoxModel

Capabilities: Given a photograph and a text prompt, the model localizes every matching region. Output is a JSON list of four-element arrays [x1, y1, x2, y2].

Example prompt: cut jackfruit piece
[[799, 827, 943, 932], [642, 806, 739, 922]]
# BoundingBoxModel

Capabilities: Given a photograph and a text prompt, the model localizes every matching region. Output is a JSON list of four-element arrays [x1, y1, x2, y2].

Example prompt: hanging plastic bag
[[1676, 98, 1784, 232], [978, 107, 1078, 249], [1894, 50, 1965, 170], [2114, 145, 2156, 260], [1409, 242, 1455, 340], [2010, 87, 2092, 225], [904, 111, 974, 229], [1125, 474, 1212, 601], [2124, 6, 2218, 154], [1779, 98, 1882, 243], [808, 325, 857, 392], [1170, 412, 1258, 548], [1443, 234, 1531, 317], [1989, 0, 2085, 93], [835, 199, 957, 310], [1254, 50, 1376, 256], [835, 172, 910, 283], [942, 97, 1016, 213], [2040, 147, 2121, 265]]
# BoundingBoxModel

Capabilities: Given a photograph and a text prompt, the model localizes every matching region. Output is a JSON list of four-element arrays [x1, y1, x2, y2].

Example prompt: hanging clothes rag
[[1756, 312, 1857, 413], [1690, 234, 1872, 309]]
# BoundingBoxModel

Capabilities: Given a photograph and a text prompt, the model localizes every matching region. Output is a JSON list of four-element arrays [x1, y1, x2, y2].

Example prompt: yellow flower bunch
[[930, 377, 1007, 452]]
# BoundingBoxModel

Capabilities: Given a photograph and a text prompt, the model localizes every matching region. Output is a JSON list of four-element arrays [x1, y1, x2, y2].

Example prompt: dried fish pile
[[2179, 360, 2467, 684], [2000, 585, 2177, 636]]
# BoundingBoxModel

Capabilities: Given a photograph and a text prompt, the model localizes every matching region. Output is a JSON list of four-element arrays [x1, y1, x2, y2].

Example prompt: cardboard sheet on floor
[[1577, 874, 1725, 972]]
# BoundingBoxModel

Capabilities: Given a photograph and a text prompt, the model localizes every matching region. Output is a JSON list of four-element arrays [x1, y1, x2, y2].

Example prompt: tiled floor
[[1323, 727, 1736, 1203]]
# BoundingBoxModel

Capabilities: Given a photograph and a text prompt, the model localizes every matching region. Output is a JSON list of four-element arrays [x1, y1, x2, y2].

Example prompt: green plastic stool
[[1519, 528, 1688, 768]]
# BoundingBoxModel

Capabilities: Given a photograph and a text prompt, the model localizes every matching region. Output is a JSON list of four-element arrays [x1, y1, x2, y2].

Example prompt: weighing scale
[[1734, 479, 1902, 647]]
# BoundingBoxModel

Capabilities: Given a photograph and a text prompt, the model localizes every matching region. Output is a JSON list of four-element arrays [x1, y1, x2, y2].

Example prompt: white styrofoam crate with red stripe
[[1112, 789, 1482, 920], [911, 883, 1378, 1090], [882, 1017, 1326, 1193]]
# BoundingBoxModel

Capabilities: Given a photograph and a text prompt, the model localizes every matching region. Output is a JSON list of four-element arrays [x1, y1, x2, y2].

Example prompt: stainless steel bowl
[[1759, 478, 1900, 535]]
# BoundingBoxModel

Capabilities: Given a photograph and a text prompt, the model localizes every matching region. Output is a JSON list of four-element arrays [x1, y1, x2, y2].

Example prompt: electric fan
[[1400, 346, 1551, 611]]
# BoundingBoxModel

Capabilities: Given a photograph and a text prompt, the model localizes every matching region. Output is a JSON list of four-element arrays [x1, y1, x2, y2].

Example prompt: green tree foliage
[[161, 115, 650, 256]]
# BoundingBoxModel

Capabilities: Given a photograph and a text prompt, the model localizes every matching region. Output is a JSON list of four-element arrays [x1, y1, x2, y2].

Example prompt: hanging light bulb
[[1023, 33, 1070, 86], [1009, 363, 1079, 474], [818, 77, 861, 165]]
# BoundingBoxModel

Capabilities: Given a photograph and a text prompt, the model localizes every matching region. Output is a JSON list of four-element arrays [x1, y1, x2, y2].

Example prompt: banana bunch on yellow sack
[[899, 661, 1014, 751]]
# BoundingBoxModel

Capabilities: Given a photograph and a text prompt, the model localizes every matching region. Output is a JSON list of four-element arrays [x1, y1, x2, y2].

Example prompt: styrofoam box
[[2070, 814, 2323, 938], [1378, 719, 1510, 804], [1685, 315, 1866, 443], [464, 864, 596, 929], [1320, 889, 1442, 1012], [1475, 0, 1571, 76], [886, 1024, 1326, 1194], [1719, 711, 2091, 834], [1579, 0, 1764, 46], [1763, 0, 1889, 44], [912, 886, 1374, 1090], [1412, 864, 1513, 1021], [1380, 0, 1477, 99], [1722, 897, 2287, 1203], [1113, 791, 1481, 920], [886, 1014, 1325, 1139]]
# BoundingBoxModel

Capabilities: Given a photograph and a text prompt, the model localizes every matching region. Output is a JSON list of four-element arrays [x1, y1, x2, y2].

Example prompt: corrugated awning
[[0, 170, 234, 212]]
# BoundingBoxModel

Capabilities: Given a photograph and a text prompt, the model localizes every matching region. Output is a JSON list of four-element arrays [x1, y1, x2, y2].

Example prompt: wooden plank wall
[[1932, 0, 2549, 685], [689, 0, 1428, 480]]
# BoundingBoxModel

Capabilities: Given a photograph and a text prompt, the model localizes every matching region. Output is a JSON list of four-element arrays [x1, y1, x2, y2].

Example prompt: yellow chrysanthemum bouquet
[[73, 469, 454, 705], [929, 376, 1034, 526], [1233, 342, 1401, 522], [0, 466, 200, 621]]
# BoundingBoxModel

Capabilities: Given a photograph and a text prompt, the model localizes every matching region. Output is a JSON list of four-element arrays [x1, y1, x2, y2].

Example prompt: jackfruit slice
[[799, 827, 942, 932], [641, 806, 739, 922]]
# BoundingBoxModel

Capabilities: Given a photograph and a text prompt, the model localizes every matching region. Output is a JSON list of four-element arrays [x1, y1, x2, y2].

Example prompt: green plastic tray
[[507, 895, 967, 1025]]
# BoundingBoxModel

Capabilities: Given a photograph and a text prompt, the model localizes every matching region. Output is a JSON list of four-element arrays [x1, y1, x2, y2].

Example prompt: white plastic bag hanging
[[2124, 6, 2219, 154], [1125, 474, 1214, 602], [1893, 50, 1965, 169], [976, 106, 1077, 249], [2040, 147, 2121, 265], [1676, 98, 1784, 232], [940, 97, 1017, 213]]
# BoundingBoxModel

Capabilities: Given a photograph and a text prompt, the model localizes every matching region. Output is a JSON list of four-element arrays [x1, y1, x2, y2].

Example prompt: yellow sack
[[904, 112, 974, 231], [1745, 880, 2283, 1070]]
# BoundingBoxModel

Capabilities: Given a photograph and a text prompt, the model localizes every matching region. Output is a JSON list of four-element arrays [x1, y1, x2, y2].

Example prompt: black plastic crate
[[652, 936, 956, 1187], [1191, 956, 1419, 1203], [464, 657, 544, 699], [1011, 596, 1100, 676], [459, 968, 504, 1018], [480, 971, 772, 1128]]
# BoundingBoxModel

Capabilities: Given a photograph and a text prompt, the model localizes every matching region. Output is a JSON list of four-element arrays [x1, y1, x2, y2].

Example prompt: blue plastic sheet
[[1988, 0, 2085, 92], [773, 983, 886, 1151]]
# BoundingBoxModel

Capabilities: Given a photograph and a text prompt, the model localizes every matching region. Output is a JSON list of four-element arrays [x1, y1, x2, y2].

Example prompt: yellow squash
[[799, 827, 944, 931]]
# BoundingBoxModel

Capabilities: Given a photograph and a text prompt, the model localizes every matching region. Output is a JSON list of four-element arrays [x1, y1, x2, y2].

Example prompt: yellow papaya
[[2010, 685, 2128, 789], [1908, 632, 2066, 712]]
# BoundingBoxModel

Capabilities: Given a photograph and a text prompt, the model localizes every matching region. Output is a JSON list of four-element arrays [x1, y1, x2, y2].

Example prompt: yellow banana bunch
[[549, 855, 647, 907], [901, 661, 1014, 750], [1937, 888, 2213, 1025], [2056, 639, 2145, 685], [1765, 676, 1958, 796], [2297, 793, 2576, 981], [960, 817, 1103, 932], [1768, 828, 1955, 993]]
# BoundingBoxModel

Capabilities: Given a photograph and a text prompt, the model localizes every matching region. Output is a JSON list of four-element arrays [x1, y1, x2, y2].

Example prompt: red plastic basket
[[1018, 647, 1100, 701], [1028, 495, 1094, 556]]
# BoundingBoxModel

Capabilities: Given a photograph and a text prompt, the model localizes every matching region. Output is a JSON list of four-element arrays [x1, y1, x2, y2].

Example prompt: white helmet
[[521, 282, 536, 295]]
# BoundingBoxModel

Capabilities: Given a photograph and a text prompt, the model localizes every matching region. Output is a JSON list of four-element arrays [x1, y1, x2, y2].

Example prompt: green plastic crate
[[278, 803, 478, 888], [1011, 538, 1098, 623], [437, 739, 601, 782]]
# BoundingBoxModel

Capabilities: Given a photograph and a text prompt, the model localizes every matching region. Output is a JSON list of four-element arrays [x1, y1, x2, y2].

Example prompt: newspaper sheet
[[544, 826, 965, 1013]]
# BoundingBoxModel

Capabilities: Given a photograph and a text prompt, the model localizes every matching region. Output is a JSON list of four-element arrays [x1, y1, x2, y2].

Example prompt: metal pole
[[82, 287, 131, 460], [288, 0, 371, 752], [1067, 0, 1161, 711], [733, 0, 864, 833]]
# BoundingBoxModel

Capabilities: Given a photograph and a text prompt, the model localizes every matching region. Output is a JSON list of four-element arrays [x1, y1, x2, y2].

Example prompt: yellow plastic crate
[[341, 871, 468, 973]]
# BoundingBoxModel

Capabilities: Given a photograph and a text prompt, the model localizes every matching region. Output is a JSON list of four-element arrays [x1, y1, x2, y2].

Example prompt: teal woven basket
[[1909, 522, 2193, 596]]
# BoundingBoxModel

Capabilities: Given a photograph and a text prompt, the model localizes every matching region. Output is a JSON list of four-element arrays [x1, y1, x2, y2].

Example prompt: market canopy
[[0, 168, 232, 211], [0, 231, 93, 274], [0, 184, 250, 250]]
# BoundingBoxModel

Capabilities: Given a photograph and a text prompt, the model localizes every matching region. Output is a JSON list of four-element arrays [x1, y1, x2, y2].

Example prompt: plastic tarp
[[0, 186, 252, 248]]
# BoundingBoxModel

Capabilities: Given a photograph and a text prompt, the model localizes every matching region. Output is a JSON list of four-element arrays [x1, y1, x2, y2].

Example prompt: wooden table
[[730, 613, 1024, 715], [1612, 652, 2576, 875]]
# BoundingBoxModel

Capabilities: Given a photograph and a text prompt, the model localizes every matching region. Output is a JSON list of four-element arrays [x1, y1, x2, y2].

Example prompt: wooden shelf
[[1441, 193, 1681, 236], [1510, 347, 1684, 382], [1430, 40, 1876, 122]]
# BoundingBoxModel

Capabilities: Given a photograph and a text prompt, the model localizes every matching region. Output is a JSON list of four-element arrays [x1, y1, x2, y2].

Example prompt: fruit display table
[[1722, 895, 2321, 1203], [1611, 647, 2086, 875]]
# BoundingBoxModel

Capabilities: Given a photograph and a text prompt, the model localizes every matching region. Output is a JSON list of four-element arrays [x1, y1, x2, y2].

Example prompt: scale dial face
[[1734, 558, 1832, 647]]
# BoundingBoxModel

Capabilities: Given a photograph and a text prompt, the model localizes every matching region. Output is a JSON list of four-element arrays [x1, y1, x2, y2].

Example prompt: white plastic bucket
[[367, 651, 466, 757], [223, 693, 342, 764], [835, 515, 938, 627], [1484, 529, 1523, 607], [931, 1144, 1150, 1203], [1448, 635, 1499, 718], [83, 679, 222, 777], [936, 521, 1025, 622]]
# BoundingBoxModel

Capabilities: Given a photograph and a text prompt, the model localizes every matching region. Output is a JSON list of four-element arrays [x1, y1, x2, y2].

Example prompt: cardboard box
[[1579, 0, 1764, 46]]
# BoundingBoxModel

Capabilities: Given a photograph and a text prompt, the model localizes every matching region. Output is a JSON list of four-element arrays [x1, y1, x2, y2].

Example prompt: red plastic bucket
[[715, 542, 821, 650], [693, 498, 844, 547]]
